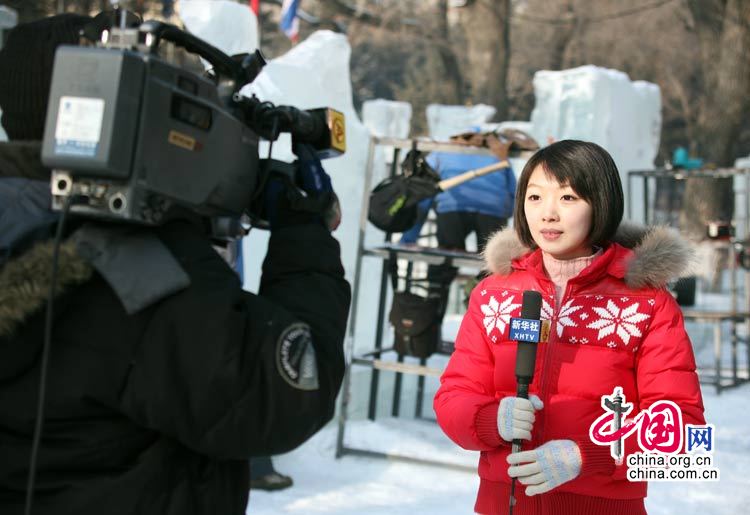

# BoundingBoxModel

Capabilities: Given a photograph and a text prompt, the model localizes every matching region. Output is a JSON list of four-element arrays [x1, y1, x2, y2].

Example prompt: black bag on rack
[[367, 149, 441, 233], [388, 291, 442, 358]]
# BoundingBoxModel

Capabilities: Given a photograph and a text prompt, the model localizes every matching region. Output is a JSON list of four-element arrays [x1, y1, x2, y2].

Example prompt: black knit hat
[[0, 13, 92, 141]]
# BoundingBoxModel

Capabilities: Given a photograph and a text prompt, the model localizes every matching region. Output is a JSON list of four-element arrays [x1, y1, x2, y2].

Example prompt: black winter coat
[[0, 143, 351, 515]]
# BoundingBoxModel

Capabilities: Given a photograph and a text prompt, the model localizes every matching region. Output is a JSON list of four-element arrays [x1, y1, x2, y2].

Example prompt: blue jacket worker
[[423, 143, 516, 316]]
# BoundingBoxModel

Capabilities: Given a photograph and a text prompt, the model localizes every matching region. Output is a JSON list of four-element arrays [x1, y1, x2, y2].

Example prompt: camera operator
[[0, 13, 350, 515]]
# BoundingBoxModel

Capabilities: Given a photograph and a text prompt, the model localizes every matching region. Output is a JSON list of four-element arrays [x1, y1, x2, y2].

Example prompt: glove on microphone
[[497, 394, 543, 442]]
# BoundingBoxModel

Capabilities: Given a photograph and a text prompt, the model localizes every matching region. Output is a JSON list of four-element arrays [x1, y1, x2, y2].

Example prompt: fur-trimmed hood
[[482, 221, 696, 289], [0, 141, 91, 341], [0, 240, 92, 340]]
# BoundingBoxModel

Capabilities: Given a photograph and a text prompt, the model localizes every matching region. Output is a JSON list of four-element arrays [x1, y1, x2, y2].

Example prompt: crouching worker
[[0, 14, 350, 515]]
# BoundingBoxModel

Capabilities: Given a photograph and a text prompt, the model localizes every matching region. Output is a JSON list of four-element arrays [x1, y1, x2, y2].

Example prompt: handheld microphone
[[513, 290, 543, 399], [508, 290, 545, 514]]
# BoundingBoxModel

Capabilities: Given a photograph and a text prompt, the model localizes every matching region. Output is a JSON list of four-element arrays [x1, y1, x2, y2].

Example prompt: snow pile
[[425, 104, 496, 141], [530, 65, 661, 215], [530, 65, 661, 174], [362, 99, 412, 140], [179, 0, 259, 56], [362, 99, 413, 184]]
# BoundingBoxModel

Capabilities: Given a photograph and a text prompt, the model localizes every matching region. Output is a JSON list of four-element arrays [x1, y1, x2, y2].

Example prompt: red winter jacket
[[434, 225, 705, 514]]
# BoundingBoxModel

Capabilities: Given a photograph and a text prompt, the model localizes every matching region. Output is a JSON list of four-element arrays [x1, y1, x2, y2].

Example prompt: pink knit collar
[[542, 248, 603, 288]]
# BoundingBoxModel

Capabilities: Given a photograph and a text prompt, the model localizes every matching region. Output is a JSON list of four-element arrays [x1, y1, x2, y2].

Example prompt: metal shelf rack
[[334, 136, 519, 469], [627, 168, 750, 393]]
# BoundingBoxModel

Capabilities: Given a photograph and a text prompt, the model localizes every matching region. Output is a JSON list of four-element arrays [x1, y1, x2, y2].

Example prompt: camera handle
[[138, 21, 257, 88]]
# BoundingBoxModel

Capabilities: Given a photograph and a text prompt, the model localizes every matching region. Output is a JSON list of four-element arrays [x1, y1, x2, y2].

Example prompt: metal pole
[[415, 357, 427, 418], [714, 322, 722, 394], [367, 252, 391, 420], [627, 172, 633, 220], [643, 174, 651, 225], [731, 241, 738, 313], [732, 316, 738, 386], [391, 354, 404, 417], [335, 136, 377, 458]]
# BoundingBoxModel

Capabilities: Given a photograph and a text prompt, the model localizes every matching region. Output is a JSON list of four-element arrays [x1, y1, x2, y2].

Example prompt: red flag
[[249, 0, 260, 16]]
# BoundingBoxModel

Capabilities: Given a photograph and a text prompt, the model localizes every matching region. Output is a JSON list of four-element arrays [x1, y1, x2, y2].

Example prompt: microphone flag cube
[[509, 317, 550, 343]]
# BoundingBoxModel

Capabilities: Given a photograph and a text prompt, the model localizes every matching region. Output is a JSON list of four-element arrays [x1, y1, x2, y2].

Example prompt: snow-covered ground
[[246, 381, 750, 514]]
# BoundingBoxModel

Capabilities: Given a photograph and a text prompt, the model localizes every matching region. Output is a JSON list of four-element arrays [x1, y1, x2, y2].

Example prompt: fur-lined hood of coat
[[0, 141, 92, 339], [482, 221, 695, 289], [0, 240, 92, 339]]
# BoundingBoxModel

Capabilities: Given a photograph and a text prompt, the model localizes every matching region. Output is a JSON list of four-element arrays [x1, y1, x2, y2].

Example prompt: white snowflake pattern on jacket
[[587, 299, 651, 346], [479, 290, 653, 351], [555, 299, 585, 338], [479, 295, 521, 336]]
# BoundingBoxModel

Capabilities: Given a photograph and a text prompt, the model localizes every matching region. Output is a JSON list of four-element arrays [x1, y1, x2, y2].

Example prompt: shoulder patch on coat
[[276, 323, 319, 391]]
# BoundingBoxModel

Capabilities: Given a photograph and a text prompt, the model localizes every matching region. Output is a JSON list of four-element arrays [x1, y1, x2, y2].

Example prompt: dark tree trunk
[[435, 0, 465, 102], [679, 0, 750, 245], [688, 0, 750, 166], [458, 0, 511, 120], [548, 1, 577, 70]]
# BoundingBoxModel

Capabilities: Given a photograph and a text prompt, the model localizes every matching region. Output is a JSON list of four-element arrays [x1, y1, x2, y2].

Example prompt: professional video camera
[[41, 9, 346, 229]]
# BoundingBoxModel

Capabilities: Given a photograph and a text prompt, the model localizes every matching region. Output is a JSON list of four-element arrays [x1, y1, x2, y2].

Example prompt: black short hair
[[513, 139, 623, 248]]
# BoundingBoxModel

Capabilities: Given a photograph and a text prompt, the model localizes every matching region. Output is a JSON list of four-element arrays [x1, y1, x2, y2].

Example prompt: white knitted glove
[[507, 439, 582, 495], [496, 394, 543, 442]]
